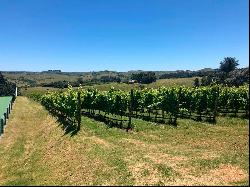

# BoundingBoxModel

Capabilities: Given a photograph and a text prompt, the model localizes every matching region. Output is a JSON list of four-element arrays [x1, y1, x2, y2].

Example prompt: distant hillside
[[2, 67, 248, 87]]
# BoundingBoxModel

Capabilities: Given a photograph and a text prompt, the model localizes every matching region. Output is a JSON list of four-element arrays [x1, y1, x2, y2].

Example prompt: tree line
[[193, 57, 249, 87], [0, 72, 17, 96]]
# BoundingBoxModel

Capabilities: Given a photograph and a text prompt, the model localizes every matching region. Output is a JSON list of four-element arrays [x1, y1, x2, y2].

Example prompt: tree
[[200, 76, 213, 86], [131, 72, 156, 84], [99, 75, 121, 83], [0, 72, 5, 85], [77, 77, 84, 85], [225, 67, 249, 86], [220, 57, 239, 74], [193, 78, 200, 87], [0, 72, 16, 96]]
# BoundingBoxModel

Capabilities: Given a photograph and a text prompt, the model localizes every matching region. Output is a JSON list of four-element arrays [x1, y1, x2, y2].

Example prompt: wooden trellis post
[[213, 86, 219, 124], [0, 119, 3, 135], [76, 92, 81, 131], [127, 89, 133, 132]]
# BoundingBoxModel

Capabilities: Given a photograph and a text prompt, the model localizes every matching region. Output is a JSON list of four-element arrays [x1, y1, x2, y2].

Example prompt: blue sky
[[0, 0, 249, 72]]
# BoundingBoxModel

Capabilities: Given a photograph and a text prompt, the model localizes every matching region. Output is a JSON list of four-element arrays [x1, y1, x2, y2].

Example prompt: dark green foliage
[[224, 68, 249, 86], [41, 81, 69, 88], [131, 71, 156, 84], [36, 85, 249, 131], [99, 76, 121, 83], [200, 75, 214, 86], [0, 72, 16, 96], [220, 57, 239, 73], [199, 67, 248, 87], [193, 78, 200, 87], [159, 69, 215, 79]]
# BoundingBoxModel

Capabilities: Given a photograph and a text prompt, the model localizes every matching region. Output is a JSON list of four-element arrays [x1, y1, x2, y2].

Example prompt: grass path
[[0, 97, 249, 186]]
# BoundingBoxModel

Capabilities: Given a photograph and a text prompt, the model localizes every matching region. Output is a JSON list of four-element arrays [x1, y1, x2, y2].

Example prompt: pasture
[[20, 77, 199, 97]]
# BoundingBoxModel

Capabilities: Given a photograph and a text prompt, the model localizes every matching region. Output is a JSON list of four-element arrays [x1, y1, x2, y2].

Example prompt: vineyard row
[[31, 84, 249, 129]]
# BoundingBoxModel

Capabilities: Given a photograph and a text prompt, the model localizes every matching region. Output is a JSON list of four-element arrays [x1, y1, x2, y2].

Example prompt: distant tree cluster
[[159, 69, 215, 79], [193, 57, 249, 87], [40, 75, 122, 88], [225, 67, 249, 86], [131, 71, 157, 84], [41, 81, 70, 88], [43, 70, 61, 73], [98, 76, 121, 83], [219, 57, 239, 74], [0, 72, 16, 96]]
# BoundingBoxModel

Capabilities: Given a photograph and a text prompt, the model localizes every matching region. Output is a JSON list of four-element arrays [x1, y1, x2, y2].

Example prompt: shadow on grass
[[83, 111, 179, 130], [139, 115, 178, 127], [56, 116, 79, 137], [49, 112, 80, 137], [219, 111, 249, 119], [82, 111, 129, 130]]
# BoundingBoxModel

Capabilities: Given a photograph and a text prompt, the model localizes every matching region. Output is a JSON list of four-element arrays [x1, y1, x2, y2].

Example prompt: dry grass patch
[[145, 152, 188, 166], [208, 164, 247, 184], [168, 164, 248, 186], [200, 152, 220, 160], [128, 162, 162, 185], [87, 136, 112, 148]]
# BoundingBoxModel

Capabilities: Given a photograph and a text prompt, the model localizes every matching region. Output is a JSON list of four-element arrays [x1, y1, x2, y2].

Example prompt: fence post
[[0, 119, 3, 135], [246, 90, 249, 118], [6, 108, 9, 119], [4, 113, 6, 126], [213, 86, 219, 124], [173, 90, 179, 126]]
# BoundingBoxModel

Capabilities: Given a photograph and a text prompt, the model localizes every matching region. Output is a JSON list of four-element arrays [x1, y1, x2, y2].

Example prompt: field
[[0, 96, 248, 186], [1, 71, 183, 88], [2, 72, 81, 87], [20, 77, 200, 97], [20, 86, 67, 98]]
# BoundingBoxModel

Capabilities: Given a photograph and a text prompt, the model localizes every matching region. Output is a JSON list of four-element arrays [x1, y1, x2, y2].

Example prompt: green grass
[[147, 77, 200, 88], [20, 86, 67, 97], [0, 97, 248, 186]]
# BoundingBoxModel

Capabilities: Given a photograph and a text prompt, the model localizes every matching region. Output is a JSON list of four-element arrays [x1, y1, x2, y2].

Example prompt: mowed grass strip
[[0, 96, 248, 186]]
